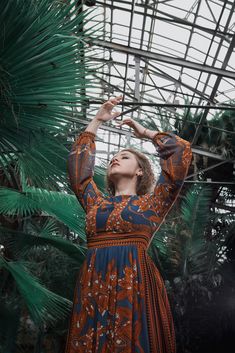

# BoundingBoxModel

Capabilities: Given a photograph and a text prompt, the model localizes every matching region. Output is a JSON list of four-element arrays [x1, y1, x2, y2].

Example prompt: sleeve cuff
[[152, 131, 173, 144], [80, 131, 96, 139]]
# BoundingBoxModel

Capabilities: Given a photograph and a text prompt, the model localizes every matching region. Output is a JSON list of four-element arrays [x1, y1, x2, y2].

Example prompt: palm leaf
[[150, 224, 170, 258], [0, 0, 103, 188], [0, 220, 86, 262], [14, 132, 69, 190], [150, 186, 215, 277], [181, 185, 211, 240], [180, 185, 213, 275], [0, 256, 72, 326], [0, 186, 85, 238]]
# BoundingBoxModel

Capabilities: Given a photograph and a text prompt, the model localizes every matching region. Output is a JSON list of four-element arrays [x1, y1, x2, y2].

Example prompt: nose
[[110, 156, 119, 166]]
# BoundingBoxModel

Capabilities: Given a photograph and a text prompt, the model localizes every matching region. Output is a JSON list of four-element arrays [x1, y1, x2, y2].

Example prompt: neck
[[113, 177, 137, 196]]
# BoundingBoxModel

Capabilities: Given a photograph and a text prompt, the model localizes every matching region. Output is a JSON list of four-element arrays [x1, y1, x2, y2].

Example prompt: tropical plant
[[0, 0, 102, 351], [148, 183, 235, 353], [174, 102, 235, 188], [1, 0, 234, 351]]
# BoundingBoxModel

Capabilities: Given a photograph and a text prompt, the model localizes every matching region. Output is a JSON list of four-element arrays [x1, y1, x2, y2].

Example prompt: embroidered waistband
[[87, 232, 150, 250]]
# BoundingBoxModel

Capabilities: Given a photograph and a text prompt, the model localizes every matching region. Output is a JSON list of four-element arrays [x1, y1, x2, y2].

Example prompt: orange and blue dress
[[65, 130, 192, 353]]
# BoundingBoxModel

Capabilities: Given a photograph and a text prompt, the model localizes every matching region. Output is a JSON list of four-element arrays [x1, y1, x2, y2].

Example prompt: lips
[[111, 163, 120, 167]]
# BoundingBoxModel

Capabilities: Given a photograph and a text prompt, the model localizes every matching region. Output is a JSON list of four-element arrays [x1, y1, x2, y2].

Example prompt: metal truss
[[77, 0, 235, 188], [89, 39, 235, 79]]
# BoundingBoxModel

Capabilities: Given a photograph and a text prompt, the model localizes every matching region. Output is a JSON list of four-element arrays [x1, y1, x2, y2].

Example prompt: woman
[[65, 95, 192, 353]]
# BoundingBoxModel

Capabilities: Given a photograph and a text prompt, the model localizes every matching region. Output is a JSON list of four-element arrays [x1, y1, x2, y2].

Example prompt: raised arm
[[68, 95, 123, 212], [115, 116, 192, 221], [150, 131, 192, 219], [67, 131, 103, 213]]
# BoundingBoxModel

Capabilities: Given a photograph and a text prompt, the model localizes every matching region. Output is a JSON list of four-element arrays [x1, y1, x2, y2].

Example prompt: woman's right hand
[[95, 95, 123, 122]]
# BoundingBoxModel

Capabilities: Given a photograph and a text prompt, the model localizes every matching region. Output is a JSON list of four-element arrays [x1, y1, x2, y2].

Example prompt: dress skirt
[[65, 233, 176, 353]]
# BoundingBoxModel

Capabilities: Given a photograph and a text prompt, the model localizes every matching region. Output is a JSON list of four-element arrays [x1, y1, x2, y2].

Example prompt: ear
[[136, 168, 143, 176]]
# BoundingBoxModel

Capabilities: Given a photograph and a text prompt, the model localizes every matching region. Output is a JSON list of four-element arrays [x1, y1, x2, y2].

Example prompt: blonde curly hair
[[105, 148, 156, 196]]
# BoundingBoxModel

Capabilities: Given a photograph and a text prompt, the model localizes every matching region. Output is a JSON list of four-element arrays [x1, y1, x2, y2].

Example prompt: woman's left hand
[[115, 117, 146, 138]]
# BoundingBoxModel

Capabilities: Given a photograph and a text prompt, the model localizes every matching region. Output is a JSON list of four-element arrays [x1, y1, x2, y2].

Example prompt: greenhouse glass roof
[[79, 0, 235, 183]]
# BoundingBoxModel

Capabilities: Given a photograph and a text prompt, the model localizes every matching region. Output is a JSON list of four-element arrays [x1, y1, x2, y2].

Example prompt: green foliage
[[148, 183, 235, 353], [181, 185, 211, 240], [0, 186, 86, 237], [93, 165, 107, 194], [173, 99, 235, 156], [0, 0, 101, 190], [0, 256, 72, 327], [0, 0, 234, 351], [0, 219, 86, 261], [0, 0, 101, 346], [149, 185, 216, 277]]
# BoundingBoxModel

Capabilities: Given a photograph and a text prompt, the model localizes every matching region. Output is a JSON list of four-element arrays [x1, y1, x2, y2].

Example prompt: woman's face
[[107, 150, 142, 181]]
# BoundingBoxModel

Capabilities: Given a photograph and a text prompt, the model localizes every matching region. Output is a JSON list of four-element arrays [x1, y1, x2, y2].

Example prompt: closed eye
[[109, 155, 129, 164]]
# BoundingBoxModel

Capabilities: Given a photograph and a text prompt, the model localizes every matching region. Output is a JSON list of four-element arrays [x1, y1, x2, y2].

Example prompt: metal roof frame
[[77, 0, 235, 188]]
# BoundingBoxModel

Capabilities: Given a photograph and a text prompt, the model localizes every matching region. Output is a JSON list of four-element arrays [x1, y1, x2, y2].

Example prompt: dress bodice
[[67, 130, 192, 243], [85, 194, 162, 238]]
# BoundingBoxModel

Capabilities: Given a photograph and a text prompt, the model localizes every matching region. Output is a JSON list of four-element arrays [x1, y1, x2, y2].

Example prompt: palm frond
[[0, 221, 86, 262], [14, 132, 69, 190], [181, 184, 212, 240], [0, 186, 85, 238], [150, 223, 171, 258], [150, 186, 215, 277], [0, 256, 72, 326], [180, 185, 215, 275], [0, 0, 96, 129], [0, 0, 103, 188]]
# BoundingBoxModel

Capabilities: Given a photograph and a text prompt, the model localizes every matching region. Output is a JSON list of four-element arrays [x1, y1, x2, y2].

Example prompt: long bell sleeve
[[67, 131, 103, 213], [150, 131, 192, 221]]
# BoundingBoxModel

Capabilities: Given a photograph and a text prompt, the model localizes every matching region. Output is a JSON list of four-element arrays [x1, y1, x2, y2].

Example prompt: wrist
[[143, 128, 158, 139], [85, 116, 103, 135], [93, 116, 104, 124]]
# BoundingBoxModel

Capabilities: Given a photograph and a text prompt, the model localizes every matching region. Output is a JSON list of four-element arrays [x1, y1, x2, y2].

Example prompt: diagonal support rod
[[87, 39, 235, 79]]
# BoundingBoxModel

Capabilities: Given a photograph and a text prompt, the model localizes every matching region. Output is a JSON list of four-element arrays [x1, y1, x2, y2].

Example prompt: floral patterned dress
[[65, 130, 192, 353]]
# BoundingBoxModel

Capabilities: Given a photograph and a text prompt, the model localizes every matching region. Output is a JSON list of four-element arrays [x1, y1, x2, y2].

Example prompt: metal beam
[[180, 0, 225, 130], [185, 158, 235, 180], [87, 39, 235, 79], [186, 0, 232, 127], [192, 30, 235, 144], [68, 116, 234, 162], [87, 100, 235, 111], [95, 1, 233, 41], [144, 60, 212, 102], [190, 147, 234, 161], [91, 57, 212, 102]]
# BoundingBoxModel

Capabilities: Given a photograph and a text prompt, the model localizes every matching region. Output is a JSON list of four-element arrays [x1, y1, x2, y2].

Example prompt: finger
[[116, 120, 132, 127], [113, 95, 122, 100], [110, 95, 123, 104], [104, 101, 114, 108], [121, 118, 133, 123], [109, 99, 120, 106], [112, 112, 121, 118], [116, 95, 123, 101]]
